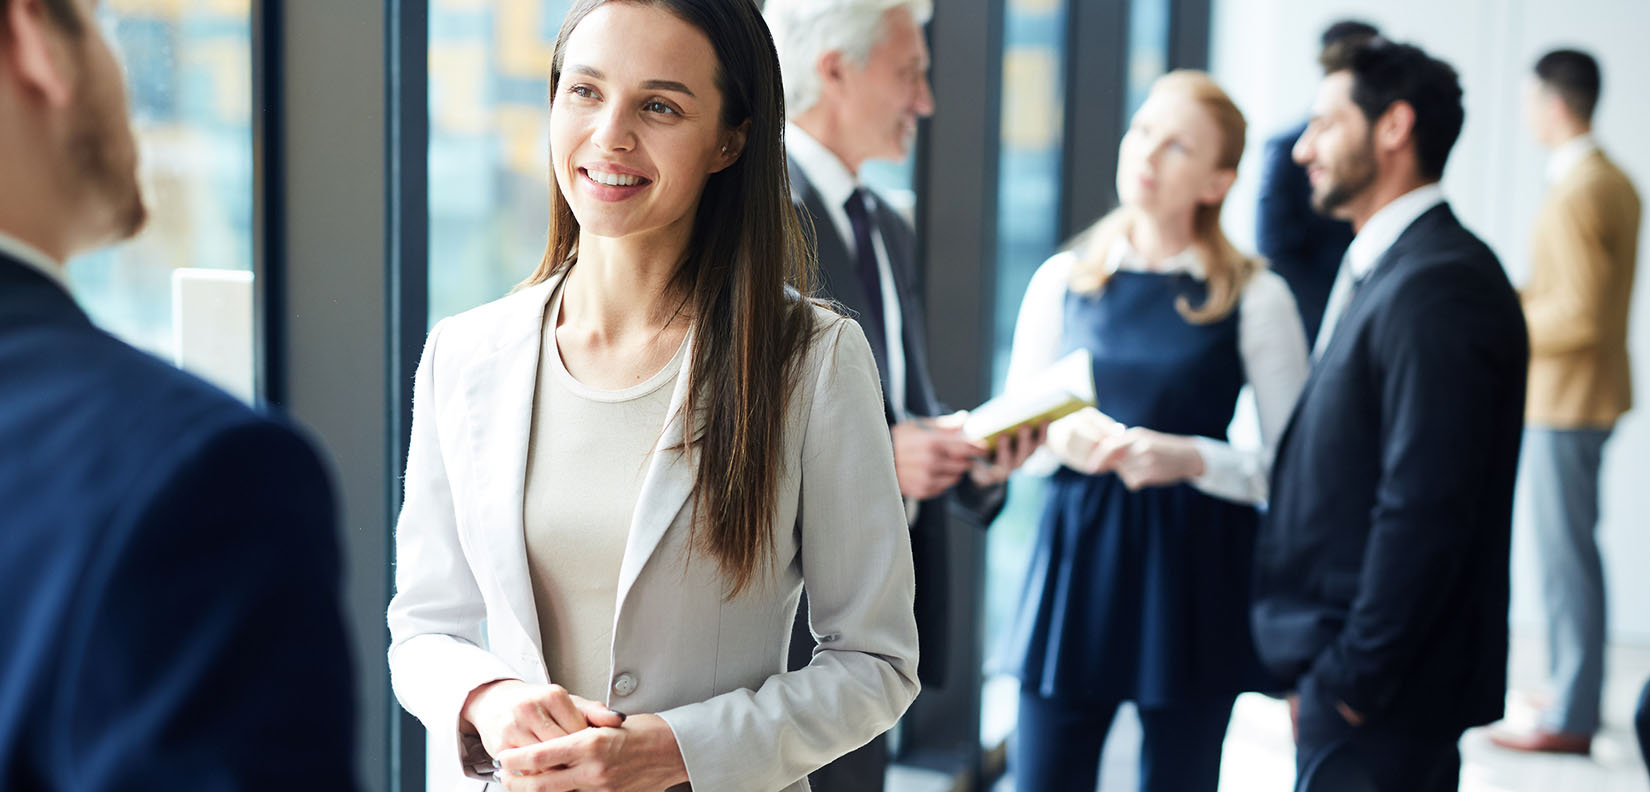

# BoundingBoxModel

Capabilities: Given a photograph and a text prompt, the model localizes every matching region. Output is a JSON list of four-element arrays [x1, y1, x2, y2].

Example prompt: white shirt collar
[[1343, 183, 1447, 281], [0, 230, 68, 289], [785, 122, 860, 212], [1547, 133, 1598, 184], [1106, 236, 1208, 279]]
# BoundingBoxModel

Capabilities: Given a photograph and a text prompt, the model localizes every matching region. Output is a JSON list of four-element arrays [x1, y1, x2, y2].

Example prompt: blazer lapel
[[460, 277, 557, 657], [873, 200, 936, 417], [614, 333, 700, 613], [1274, 205, 1452, 470], [789, 158, 893, 394]]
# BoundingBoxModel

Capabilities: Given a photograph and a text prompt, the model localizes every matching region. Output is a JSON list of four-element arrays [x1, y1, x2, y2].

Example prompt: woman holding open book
[[1001, 71, 1310, 790]]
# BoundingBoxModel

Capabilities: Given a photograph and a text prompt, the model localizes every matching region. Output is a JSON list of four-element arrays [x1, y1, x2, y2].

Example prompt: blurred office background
[[77, 0, 1648, 789]]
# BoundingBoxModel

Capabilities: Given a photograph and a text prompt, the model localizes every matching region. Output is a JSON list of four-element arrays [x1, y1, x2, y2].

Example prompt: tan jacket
[[1523, 150, 1641, 428]]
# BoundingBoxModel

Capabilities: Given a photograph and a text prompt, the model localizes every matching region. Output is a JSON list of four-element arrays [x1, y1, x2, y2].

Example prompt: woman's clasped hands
[[462, 679, 689, 792], [1046, 408, 1206, 490]]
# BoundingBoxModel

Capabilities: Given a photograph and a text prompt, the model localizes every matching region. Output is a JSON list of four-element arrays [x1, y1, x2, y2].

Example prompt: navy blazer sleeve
[[1255, 129, 1309, 264], [1307, 260, 1525, 717], [51, 418, 357, 791]]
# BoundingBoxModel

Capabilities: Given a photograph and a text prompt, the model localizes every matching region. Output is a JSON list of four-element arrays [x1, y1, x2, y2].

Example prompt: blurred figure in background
[[1638, 679, 1650, 777], [0, 0, 356, 788], [1490, 48, 1640, 758], [1255, 19, 1377, 347], [765, 0, 1043, 787], [1254, 38, 1527, 792], [1002, 70, 1308, 791]]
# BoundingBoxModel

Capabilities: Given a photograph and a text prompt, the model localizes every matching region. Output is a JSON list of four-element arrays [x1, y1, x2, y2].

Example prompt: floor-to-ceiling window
[[983, 0, 1067, 699], [428, 0, 572, 325], [72, 0, 254, 399]]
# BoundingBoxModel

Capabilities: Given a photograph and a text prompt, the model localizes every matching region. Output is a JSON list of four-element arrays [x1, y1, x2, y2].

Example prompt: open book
[[961, 350, 1097, 448]]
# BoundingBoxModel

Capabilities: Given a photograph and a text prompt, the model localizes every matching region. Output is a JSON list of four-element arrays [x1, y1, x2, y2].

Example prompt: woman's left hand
[[493, 713, 688, 792], [968, 421, 1048, 487], [1087, 427, 1205, 490]]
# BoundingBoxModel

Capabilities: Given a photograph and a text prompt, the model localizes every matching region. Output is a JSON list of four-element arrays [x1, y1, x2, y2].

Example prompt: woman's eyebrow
[[642, 80, 696, 98], [565, 64, 696, 98]]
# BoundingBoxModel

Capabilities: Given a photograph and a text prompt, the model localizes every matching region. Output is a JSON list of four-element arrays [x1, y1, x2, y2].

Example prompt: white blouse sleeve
[[1189, 269, 1310, 504], [1005, 252, 1075, 477]]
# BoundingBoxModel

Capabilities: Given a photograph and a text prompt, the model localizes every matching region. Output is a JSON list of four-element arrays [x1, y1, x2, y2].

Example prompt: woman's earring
[[721, 146, 729, 154]]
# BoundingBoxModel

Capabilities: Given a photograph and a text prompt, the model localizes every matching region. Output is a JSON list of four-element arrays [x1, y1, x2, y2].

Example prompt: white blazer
[[386, 275, 920, 791]]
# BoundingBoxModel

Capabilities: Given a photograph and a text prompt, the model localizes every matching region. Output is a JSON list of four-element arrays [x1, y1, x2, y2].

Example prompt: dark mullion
[[385, 0, 430, 790], [1169, 0, 1212, 71], [251, 0, 284, 407], [1059, 0, 1131, 241]]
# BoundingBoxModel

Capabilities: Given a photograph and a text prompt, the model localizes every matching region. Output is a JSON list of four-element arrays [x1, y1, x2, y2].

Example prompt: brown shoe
[[1487, 728, 1592, 755]]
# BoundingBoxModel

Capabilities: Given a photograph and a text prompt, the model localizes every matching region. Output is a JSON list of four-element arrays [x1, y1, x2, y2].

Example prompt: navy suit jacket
[[0, 254, 357, 789], [1255, 122, 1355, 346], [786, 157, 1005, 687], [1252, 204, 1528, 735]]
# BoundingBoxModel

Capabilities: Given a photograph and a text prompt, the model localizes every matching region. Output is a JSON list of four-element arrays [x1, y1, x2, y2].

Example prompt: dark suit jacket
[[786, 156, 1004, 688], [0, 254, 357, 789], [1252, 204, 1527, 736], [1256, 122, 1355, 346]]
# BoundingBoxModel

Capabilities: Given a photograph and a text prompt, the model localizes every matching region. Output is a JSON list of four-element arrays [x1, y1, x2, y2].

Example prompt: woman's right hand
[[1045, 408, 1123, 474], [460, 679, 627, 760]]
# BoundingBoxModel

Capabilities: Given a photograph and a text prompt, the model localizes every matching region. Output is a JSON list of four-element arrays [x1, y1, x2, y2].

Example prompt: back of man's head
[[763, 0, 931, 117], [1320, 19, 1378, 50], [1534, 48, 1601, 124], [1317, 19, 1379, 73], [1324, 38, 1464, 182], [0, 0, 83, 39]]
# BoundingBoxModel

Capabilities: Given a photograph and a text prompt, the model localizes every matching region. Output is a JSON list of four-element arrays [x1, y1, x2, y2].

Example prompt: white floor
[[967, 634, 1650, 792]]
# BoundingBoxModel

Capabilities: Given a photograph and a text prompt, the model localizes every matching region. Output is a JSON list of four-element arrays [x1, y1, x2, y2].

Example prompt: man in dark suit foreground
[[1252, 38, 1528, 792], [0, 0, 356, 788]]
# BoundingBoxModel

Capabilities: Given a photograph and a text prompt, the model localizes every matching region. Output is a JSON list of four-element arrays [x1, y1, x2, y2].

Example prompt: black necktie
[[843, 188, 887, 344]]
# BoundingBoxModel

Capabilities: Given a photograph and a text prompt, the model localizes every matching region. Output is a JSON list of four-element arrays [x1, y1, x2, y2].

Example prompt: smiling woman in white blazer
[[386, 2, 919, 791]]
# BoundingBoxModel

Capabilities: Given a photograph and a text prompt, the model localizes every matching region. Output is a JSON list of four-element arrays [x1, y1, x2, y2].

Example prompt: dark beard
[[67, 73, 148, 241], [1310, 141, 1377, 216]]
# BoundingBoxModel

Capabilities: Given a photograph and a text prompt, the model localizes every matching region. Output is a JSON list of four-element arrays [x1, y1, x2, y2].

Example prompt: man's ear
[[710, 119, 750, 174], [1375, 100, 1416, 156], [815, 49, 846, 97], [2, 0, 76, 109]]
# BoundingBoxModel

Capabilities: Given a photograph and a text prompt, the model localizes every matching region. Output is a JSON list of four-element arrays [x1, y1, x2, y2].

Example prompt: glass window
[[982, 0, 1066, 742], [429, 0, 573, 325], [426, 1, 571, 783], [69, 0, 255, 398], [1125, 0, 1170, 120]]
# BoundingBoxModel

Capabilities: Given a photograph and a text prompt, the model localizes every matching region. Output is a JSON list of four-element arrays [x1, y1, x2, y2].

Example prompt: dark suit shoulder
[[1369, 223, 1524, 354], [0, 317, 323, 530]]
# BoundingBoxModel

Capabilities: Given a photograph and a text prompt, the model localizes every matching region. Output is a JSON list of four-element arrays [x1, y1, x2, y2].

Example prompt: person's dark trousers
[[1520, 426, 1612, 734], [1013, 687, 1235, 792], [1636, 676, 1650, 779], [1294, 676, 1461, 792], [790, 594, 887, 791]]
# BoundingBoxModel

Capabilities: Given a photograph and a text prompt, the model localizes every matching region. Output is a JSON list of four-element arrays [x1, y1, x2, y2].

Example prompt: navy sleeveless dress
[[1007, 269, 1278, 707]]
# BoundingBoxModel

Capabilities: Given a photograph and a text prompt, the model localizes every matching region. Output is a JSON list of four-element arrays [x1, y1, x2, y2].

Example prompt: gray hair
[[763, 0, 934, 117]]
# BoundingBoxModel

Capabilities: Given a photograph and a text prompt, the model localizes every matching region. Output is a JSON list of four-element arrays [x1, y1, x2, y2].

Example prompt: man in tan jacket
[[1493, 48, 1641, 756]]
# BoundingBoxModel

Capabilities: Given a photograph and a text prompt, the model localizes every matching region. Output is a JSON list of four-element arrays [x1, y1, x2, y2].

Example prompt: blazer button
[[612, 672, 638, 698]]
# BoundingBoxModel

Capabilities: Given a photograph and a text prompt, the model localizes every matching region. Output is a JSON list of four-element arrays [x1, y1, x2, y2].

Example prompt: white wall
[[1212, 0, 1650, 644]]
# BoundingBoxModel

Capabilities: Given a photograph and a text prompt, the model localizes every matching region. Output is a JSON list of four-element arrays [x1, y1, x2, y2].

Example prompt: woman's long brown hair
[[1068, 70, 1260, 323], [520, 0, 817, 598]]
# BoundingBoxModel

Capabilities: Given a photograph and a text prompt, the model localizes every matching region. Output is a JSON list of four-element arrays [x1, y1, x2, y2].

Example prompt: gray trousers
[[1519, 427, 1612, 735]]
